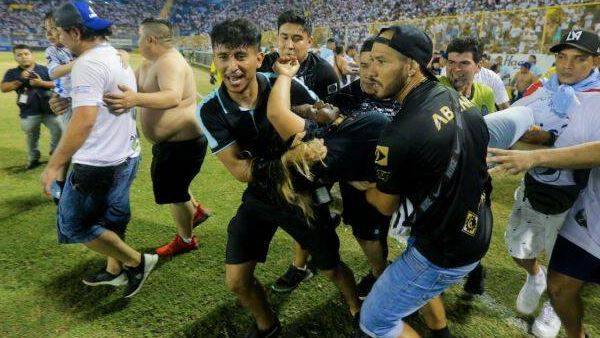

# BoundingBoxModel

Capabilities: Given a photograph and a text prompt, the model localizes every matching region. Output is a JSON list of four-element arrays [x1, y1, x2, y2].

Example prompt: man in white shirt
[[501, 29, 600, 338], [40, 1, 157, 298], [474, 66, 510, 109]]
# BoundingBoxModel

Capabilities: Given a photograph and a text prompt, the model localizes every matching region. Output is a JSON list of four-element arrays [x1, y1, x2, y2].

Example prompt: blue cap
[[518, 61, 531, 69], [55, 1, 112, 31]]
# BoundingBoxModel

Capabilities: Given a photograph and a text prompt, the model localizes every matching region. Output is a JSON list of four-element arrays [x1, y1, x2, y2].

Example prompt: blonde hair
[[278, 138, 327, 220]]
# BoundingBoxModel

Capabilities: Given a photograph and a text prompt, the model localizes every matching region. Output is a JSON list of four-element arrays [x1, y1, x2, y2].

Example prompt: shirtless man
[[104, 18, 209, 257], [511, 61, 538, 102]]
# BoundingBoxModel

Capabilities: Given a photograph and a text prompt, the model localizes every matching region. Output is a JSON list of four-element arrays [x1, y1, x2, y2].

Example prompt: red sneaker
[[155, 234, 198, 257], [192, 204, 211, 229]]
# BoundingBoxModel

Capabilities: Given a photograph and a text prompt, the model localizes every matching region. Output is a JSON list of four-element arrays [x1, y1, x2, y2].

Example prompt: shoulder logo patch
[[375, 145, 389, 166]]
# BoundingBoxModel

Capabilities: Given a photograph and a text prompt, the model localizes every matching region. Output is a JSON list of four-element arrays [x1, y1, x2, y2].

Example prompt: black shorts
[[151, 136, 207, 204], [549, 235, 600, 284], [340, 182, 390, 241], [226, 189, 341, 270]]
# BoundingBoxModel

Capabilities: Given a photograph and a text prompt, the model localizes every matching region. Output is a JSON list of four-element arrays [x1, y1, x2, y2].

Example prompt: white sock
[[294, 264, 307, 271], [533, 267, 545, 283], [181, 236, 192, 244]]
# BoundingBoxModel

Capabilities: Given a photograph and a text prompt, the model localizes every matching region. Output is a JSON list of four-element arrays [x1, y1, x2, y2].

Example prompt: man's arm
[[215, 143, 252, 183], [49, 62, 74, 79], [488, 141, 600, 174], [1, 80, 22, 92], [103, 57, 185, 110], [29, 73, 55, 89], [48, 106, 97, 168], [1, 70, 23, 92], [365, 189, 401, 216]]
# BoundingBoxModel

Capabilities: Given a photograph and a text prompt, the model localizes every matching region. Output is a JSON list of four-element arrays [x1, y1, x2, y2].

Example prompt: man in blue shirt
[[1, 44, 61, 169]]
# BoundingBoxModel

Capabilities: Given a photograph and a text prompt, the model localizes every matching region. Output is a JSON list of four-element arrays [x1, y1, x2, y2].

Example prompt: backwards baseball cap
[[54, 1, 112, 31], [550, 29, 600, 56], [518, 61, 531, 69], [374, 25, 436, 80]]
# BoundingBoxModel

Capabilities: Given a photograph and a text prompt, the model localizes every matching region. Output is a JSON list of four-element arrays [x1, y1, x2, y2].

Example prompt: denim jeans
[[19, 114, 62, 162], [360, 239, 479, 338], [56, 156, 139, 244]]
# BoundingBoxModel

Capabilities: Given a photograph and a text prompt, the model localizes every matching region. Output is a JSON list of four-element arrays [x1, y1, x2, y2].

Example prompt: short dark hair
[[210, 18, 261, 50], [327, 38, 336, 44], [446, 37, 483, 63], [12, 44, 30, 52], [347, 44, 356, 51], [277, 9, 312, 35], [44, 11, 53, 21], [61, 24, 112, 40], [360, 37, 375, 53]]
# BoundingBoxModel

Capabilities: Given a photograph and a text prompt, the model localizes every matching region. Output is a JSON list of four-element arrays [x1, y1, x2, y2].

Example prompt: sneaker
[[26, 159, 40, 170], [357, 272, 377, 300], [271, 265, 313, 293], [192, 204, 211, 229], [123, 253, 158, 298], [516, 266, 547, 315], [245, 320, 281, 338], [155, 234, 198, 257], [532, 301, 561, 338], [82, 271, 128, 287], [464, 263, 485, 295]]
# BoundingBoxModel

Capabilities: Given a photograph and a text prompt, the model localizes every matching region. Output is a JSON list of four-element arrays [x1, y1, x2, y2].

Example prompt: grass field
[[0, 51, 598, 338]]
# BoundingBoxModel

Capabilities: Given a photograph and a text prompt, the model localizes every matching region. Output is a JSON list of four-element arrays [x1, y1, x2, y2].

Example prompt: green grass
[[0, 51, 598, 338]]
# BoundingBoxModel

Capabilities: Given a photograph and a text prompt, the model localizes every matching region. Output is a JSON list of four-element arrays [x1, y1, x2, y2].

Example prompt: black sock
[[430, 326, 451, 338]]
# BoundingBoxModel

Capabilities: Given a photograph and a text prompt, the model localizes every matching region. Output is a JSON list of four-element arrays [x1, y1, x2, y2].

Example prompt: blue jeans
[[56, 156, 139, 244], [360, 239, 479, 338]]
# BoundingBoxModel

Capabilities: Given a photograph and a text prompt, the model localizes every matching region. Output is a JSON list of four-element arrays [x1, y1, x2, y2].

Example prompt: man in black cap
[[501, 29, 600, 338], [354, 25, 492, 338]]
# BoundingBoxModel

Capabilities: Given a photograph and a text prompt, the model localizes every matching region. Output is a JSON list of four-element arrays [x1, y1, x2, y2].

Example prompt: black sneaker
[[26, 159, 41, 170], [271, 265, 313, 293], [82, 270, 128, 286], [245, 320, 281, 338], [463, 263, 485, 296], [357, 272, 377, 300], [123, 253, 158, 298]]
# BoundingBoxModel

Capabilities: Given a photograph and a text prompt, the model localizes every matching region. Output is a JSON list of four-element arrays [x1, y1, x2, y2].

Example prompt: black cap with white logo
[[550, 29, 600, 56], [374, 25, 437, 80]]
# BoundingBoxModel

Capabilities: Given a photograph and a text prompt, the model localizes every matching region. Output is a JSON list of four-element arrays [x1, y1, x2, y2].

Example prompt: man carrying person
[[355, 25, 492, 338], [198, 18, 360, 337], [103, 18, 210, 257], [323, 37, 400, 299], [259, 10, 339, 99], [40, 1, 157, 297], [503, 29, 600, 338], [1, 44, 62, 169], [257, 9, 341, 292]]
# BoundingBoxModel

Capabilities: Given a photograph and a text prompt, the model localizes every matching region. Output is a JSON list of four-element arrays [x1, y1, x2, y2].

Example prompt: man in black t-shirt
[[198, 19, 359, 338], [258, 10, 339, 99], [260, 9, 340, 294], [355, 26, 492, 338], [1, 44, 62, 169]]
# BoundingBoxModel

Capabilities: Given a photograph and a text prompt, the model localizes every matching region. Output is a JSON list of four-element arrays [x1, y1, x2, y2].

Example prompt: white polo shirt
[[70, 43, 139, 167], [475, 67, 510, 105]]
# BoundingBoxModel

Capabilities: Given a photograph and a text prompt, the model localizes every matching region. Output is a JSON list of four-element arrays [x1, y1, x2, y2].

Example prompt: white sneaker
[[532, 301, 561, 338], [516, 266, 547, 315]]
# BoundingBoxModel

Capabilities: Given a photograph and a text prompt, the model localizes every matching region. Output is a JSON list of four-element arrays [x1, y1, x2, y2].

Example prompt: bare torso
[[514, 71, 537, 93], [138, 50, 201, 143]]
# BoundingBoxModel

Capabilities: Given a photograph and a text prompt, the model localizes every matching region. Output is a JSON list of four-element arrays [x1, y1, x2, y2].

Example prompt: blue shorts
[[360, 239, 478, 338], [56, 156, 139, 244]]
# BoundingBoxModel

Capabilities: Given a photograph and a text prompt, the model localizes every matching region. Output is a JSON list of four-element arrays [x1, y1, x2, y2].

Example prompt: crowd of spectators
[[1, 0, 165, 39], [1, 0, 597, 51]]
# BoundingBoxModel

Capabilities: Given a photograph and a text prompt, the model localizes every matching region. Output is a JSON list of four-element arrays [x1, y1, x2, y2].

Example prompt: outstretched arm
[[267, 56, 306, 141], [488, 141, 600, 175]]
